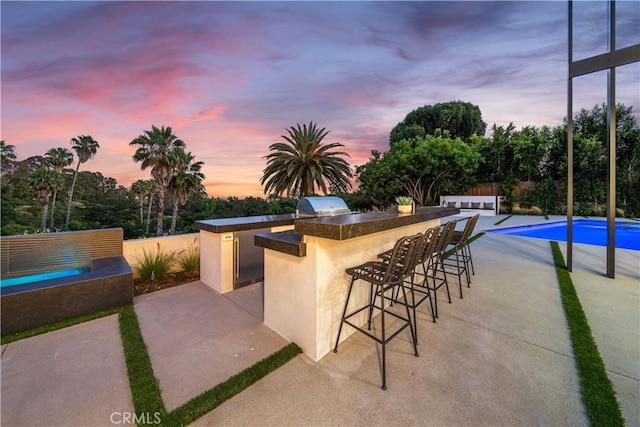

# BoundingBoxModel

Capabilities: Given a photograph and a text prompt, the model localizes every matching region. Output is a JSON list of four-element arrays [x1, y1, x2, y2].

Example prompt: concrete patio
[[1, 215, 638, 426]]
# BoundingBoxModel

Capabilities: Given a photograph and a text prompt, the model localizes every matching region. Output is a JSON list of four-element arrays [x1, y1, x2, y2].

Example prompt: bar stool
[[333, 233, 421, 390], [428, 220, 456, 316], [450, 214, 480, 282], [378, 226, 439, 342], [442, 214, 479, 293]]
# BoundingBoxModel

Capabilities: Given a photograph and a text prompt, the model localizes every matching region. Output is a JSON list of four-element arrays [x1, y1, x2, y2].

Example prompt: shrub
[[528, 206, 543, 215], [177, 246, 200, 278], [132, 243, 175, 282]]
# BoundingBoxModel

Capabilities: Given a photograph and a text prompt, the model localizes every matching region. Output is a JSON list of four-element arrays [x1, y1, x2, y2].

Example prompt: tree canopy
[[130, 125, 186, 236], [357, 135, 480, 207], [260, 122, 353, 198], [390, 101, 487, 146]]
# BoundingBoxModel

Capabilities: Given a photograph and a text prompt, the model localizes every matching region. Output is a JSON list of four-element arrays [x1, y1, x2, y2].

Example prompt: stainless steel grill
[[296, 196, 352, 217]]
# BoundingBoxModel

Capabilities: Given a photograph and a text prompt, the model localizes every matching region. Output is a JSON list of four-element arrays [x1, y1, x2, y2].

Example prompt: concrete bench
[[439, 195, 500, 216]]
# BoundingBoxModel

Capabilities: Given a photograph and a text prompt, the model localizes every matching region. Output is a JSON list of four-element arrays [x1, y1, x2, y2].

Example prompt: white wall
[[122, 233, 200, 273]]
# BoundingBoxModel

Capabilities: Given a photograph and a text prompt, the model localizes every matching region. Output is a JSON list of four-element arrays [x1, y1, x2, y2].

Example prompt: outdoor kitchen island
[[255, 206, 459, 361]]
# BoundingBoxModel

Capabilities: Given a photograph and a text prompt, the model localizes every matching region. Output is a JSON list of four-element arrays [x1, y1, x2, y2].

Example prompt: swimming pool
[[0, 267, 91, 288], [488, 219, 640, 251]]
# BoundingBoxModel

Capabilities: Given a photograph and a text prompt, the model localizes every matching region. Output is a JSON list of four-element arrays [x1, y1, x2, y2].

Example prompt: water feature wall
[[1, 228, 124, 280], [1, 228, 132, 336]]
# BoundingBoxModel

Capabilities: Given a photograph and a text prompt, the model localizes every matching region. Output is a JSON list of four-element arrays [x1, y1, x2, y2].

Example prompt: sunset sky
[[2, 1, 639, 198]]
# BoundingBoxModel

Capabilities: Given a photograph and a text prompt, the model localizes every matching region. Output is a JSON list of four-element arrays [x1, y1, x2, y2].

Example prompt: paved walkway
[[1, 215, 638, 426]]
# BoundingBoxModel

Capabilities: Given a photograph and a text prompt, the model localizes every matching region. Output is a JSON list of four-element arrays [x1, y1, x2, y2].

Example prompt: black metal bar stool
[[378, 226, 439, 343], [442, 214, 479, 293], [428, 220, 456, 316], [450, 214, 480, 281], [333, 233, 421, 390]]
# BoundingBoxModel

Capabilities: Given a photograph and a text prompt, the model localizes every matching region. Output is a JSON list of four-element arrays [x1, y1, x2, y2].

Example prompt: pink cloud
[[173, 104, 229, 130]]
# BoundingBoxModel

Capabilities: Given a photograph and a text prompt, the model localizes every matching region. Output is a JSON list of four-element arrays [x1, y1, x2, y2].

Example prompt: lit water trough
[[0, 267, 91, 288], [0, 229, 133, 336]]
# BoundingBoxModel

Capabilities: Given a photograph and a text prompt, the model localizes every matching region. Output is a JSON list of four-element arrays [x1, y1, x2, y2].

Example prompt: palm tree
[[65, 135, 100, 229], [130, 125, 185, 236], [45, 147, 74, 229], [30, 167, 62, 230], [130, 179, 147, 225], [260, 122, 353, 198], [143, 180, 156, 236], [129, 178, 156, 235], [168, 149, 205, 234]]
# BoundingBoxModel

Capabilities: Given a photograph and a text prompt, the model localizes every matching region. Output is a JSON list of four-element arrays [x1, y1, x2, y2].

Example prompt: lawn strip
[[549, 241, 625, 427], [1, 306, 122, 344], [164, 343, 302, 426], [443, 232, 485, 259], [494, 214, 513, 225], [118, 305, 167, 425]]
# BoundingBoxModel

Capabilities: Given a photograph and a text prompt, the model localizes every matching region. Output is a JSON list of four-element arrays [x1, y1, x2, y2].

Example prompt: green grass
[[6, 304, 301, 426], [494, 214, 513, 225], [118, 306, 167, 425], [550, 241, 625, 427], [443, 232, 485, 259], [164, 343, 302, 426], [118, 306, 301, 426], [1, 306, 121, 345]]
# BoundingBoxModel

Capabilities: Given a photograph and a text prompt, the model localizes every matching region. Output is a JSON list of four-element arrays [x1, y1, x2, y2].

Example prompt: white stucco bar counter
[[256, 206, 459, 361]]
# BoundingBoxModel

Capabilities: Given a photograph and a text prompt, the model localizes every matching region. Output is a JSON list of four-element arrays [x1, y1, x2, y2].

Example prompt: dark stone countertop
[[294, 206, 459, 240], [254, 230, 306, 257], [195, 207, 459, 251], [195, 214, 296, 233]]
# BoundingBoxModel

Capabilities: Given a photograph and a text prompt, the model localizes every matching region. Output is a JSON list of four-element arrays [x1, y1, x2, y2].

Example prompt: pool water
[[488, 219, 640, 251], [0, 267, 91, 288]]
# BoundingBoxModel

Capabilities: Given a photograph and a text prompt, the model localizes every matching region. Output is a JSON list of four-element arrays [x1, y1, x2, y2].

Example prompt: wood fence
[[460, 181, 536, 197]]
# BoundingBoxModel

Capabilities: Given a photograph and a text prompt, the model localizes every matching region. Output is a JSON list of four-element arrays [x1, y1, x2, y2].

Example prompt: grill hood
[[297, 196, 351, 217]]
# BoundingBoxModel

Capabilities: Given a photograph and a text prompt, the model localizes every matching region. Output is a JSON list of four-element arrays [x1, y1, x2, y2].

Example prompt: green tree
[[575, 134, 607, 206], [390, 101, 487, 146], [130, 179, 147, 225], [1, 140, 18, 181], [44, 147, 74, 229], [65, 135, 100, 229], [357, 135, 480, 207], [142, 180, 156, 235], [529, 176, 561, 215], [260, 122, 353, 198], [167, 149, 205, 234], [29, 167, 62, 230], [512, 126, 549, 182], [1, 140, 17, 168], [484, 123, 516, 182], [543, 103, 639, 216], [130, 125, 185, 236]]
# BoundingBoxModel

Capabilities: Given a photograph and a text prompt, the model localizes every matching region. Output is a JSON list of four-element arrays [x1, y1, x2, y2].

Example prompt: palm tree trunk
[[41, 200, 49, 230], [65, 162, 81, 230], [146, 194, 153, 235], [49, 189, 58, 229], [139, 197, 144, 225], [156, 188, 165, 236], [169, 201, 179, 234]]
